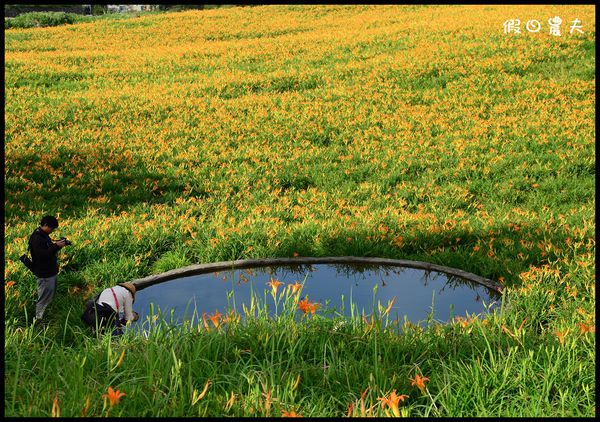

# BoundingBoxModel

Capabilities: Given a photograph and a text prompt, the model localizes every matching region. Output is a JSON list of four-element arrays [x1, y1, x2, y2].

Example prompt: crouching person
[[82, 282, 139, 335]]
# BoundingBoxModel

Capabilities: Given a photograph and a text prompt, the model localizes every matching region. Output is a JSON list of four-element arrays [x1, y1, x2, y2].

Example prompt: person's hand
[[55, 239, 67, 248]]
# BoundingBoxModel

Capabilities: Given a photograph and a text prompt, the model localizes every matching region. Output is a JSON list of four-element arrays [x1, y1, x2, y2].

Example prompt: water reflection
[[132, 264, 500, 332]]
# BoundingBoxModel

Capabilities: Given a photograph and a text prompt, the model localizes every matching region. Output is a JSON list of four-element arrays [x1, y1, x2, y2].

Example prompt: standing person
[[81, 282, 139, 335], [28, 215, 69, 326]]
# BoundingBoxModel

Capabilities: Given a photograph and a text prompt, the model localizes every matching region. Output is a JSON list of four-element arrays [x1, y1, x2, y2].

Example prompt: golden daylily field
[[4, 5, 596, 417]]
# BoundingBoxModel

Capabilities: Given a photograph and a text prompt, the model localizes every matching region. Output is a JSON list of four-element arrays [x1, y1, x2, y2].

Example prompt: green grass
[[3, 7, 223, 30], [4, 12, 82, 29], [4, 287, 593, 417]]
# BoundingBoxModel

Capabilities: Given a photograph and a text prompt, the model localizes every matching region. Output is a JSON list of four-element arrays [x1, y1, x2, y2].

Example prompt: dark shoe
[[34, 318, 45, 327], [111, 328, 124, 336]]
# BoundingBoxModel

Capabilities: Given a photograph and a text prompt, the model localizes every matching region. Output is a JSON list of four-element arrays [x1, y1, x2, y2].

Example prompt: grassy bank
[[4, 287, 594, 417], [4, 4, 595, 417]]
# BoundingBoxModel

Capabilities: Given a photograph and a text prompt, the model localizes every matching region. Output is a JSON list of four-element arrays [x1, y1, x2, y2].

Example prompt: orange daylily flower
[[578, 322, 595, 335], [224, 391, 236, 411], [207, 310, 222, 328], [110, 349, 126, 371], [6, 281, 16, 288], [392, 235, 403, 247], [81, 396, 91, 417], [222, 310, 239, 325], [298, 299, 310, 314], [267, 279, 284, 296], [381, 297, 397, 317], [576, 307, 592, 319], [201, 313, 210, 329], [288, 282, 303, 295], [192, 379, 212, 405], [554, 329, 569, 345], [359, 386, 370, 417], [52, 394, 60, 417], [378, 390, 408, 417], [347, 401, 354, 417], [298, 297, 320, 315], [262, 389, 272, 415], [282, 408, 303, 417], [410, 374, 430, 394], [453, 316, 469, 328], [103, 386, 126, 407], [80, 396, 91, 417]]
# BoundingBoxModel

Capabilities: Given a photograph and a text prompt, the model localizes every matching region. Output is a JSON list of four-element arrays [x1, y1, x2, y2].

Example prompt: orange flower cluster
[[453, 315, 480, 329], [202, 309, 238, 330], [281, 408, 303, 417], [298, 297, 320, 315], [577, 322, 595, 335]]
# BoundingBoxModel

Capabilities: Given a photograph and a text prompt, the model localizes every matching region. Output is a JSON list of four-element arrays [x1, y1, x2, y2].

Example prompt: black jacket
[[28, 228, 60, 278]]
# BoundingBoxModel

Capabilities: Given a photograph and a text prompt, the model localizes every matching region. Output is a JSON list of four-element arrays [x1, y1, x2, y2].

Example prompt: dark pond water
[[131, 264, 501, 331]]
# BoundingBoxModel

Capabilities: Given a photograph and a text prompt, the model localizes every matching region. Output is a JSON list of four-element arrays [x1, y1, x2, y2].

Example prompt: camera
[[60, 237, 72, 246]]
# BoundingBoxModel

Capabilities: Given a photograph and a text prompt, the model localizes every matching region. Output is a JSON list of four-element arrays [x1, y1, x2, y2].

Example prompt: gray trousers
[[36, 275, 57, 320]]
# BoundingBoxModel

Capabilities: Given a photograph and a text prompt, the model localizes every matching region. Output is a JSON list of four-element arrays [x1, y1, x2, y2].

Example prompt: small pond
[[131, 263, 501, 331]]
